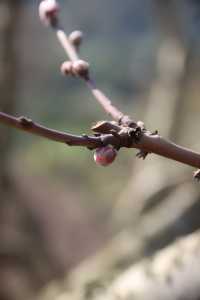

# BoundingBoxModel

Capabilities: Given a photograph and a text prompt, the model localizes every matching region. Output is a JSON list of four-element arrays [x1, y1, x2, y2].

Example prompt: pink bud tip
[[60, 61, 73, 76], [94, 146, 117, 166], [69, 31, 83, 47], [39, 0, 59, 26], [72, 60, 89, 77]]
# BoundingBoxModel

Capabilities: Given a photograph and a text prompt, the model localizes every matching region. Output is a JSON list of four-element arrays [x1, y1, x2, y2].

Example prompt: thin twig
[[54, 22, 136, 127], [0, 112, 102, 148], [56, 29, 78, 61]]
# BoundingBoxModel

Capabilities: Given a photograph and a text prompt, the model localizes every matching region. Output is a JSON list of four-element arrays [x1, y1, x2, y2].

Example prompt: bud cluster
[[61, 59, 89, 78]]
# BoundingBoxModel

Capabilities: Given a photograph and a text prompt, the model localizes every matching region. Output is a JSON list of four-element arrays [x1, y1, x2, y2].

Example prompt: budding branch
[[0, 0, 200, 177], [1, 111, 200, 170]]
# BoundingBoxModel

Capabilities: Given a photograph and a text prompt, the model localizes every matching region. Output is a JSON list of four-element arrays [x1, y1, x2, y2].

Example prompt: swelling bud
[[69, 31, 83, 48], [60, 61, 73, 76], [94, 146, 117, 166], [39, 0, 59, 26], [72, 60, 89, 78]]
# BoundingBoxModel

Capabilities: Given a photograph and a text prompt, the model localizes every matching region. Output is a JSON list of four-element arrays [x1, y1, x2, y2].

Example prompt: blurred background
[[1, 0, 200, 299]]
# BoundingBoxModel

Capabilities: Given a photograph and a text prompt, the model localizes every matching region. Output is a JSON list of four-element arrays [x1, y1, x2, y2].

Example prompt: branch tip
[[69, 30, 83, 49], [39, 0, 59, 27]]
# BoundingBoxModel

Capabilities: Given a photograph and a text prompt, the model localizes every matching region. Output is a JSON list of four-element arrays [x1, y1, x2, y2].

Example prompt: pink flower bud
[[94, 146, 117, 166], [60, 61, 73, 76], [72, 60, 89, 78], [39, 0, 59, 26], [69, 31, 83, 48]]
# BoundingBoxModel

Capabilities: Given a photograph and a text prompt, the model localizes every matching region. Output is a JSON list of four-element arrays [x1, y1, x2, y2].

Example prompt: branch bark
[[1, 110, 200, 170], [0, 112, 102, 148]]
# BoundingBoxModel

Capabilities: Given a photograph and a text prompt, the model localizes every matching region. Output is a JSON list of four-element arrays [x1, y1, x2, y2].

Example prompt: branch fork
[[0, 0, 199, 175]]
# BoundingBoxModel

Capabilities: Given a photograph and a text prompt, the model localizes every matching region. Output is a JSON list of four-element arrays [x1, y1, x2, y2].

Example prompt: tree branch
[[138, 133, 200, 169], [1, 110, 200, 170], [0, 112, 102, 148], [0, 1, 199, 174], [54, 21, 136, 127]]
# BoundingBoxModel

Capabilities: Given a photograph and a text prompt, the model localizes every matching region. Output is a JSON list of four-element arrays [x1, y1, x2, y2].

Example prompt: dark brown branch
[[137, 134, 200, 169], [1, 111, 200, 170], [0, 112, 102, 148]]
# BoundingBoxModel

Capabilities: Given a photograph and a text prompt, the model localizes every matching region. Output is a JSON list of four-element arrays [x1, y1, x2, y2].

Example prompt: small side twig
[[0, 112, 102, 148], [46, 6, 137, 127]]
